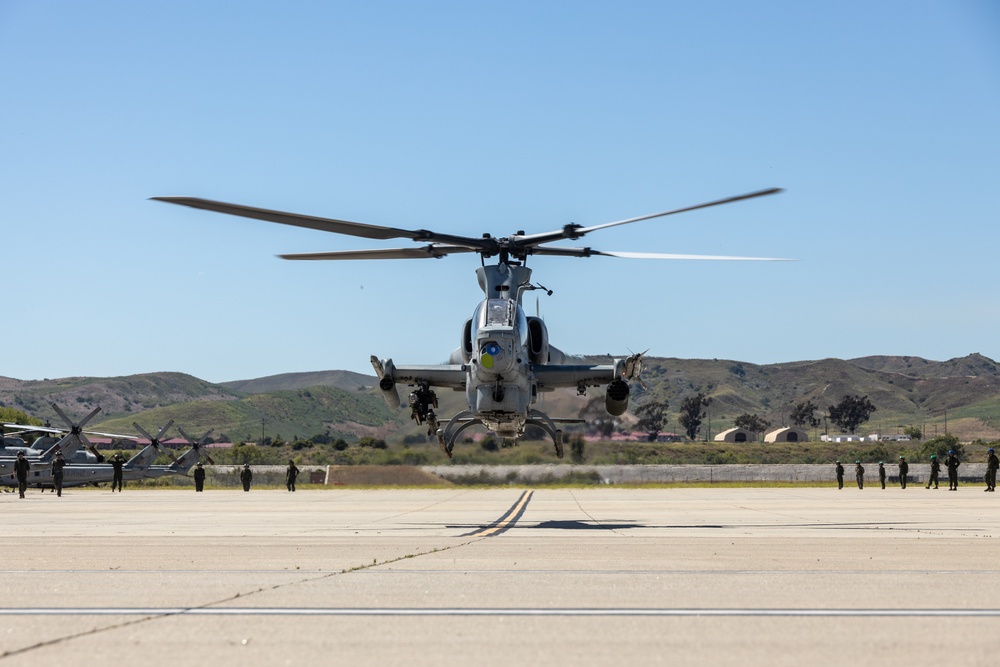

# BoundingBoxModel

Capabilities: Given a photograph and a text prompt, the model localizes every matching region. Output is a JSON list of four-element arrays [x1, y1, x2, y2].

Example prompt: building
[[764, 426, 810, 443], [821, 434, 870, 443], [714, 427, 753, 443]]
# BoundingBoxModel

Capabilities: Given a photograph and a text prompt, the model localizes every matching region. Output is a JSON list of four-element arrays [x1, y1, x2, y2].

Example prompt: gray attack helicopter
[[154, 188, 786, 458]]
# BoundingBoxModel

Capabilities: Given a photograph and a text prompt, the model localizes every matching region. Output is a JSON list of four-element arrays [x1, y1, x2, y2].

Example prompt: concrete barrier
[[422, 463, 992, 485]]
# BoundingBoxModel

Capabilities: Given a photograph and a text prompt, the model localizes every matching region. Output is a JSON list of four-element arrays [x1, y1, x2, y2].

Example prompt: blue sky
[[2, 1, 998, 383]]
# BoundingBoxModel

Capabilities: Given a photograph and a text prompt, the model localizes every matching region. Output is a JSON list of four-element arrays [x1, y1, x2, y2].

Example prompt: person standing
[[240, 463, 253, 492], [897, 456, 909, 489], [110, 453, 125, 492], [927, 454, 940, 489], [986, 448, 998, 492], [878, 461, 886, 490], [286, 460, 299, 492], [14, 451, 30, 499], [835, 461, 844, 490], [855, 461, 865, 490], [946, 450, 961, 491], [193, 462, 206, 492], [51, 451, 66, 497]]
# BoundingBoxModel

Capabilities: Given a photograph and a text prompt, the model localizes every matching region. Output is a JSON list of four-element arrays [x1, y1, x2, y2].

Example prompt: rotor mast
[[476, 262, 532, 303]]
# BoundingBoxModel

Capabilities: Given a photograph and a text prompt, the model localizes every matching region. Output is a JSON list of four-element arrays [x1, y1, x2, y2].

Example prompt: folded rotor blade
[[154, 420, 175, 443], [77, 406, 103, 429], [51, 403, 74, 429], [517, 188, 782, 248], [133, 423, 154, 442], [279, 245, 478, 261]]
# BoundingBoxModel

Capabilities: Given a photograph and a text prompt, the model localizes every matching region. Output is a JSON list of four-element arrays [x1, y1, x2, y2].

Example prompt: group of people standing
[[12, 450, 124, 499], [836, 448, 999, 491], [12, 457, 304, 497], [194, 460, 300, 493]]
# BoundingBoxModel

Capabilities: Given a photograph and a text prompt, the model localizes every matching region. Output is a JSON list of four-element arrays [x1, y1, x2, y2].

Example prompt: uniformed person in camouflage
[[897, 455, 909, 489], [835, 461, 844, 489], [878, 461, 886, 489], [51, 451, 66, 497], [110, 453, 125, 492], [14, 451, 30, 499], [193, 461, 206, 492], [986, 448, 998, 492], [855, 460, 864, 490], [926, 455, 940, 489], [945, 450, 960, 491]]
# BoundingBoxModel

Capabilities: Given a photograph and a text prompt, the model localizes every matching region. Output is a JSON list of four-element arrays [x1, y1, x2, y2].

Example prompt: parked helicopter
[[154, 188, 786, 457], [0, 404, 127, 477], [2, 408, 212, 489]]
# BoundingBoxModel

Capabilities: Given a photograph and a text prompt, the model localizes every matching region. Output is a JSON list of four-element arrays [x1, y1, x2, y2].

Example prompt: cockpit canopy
[[472, 298, 527, 345]]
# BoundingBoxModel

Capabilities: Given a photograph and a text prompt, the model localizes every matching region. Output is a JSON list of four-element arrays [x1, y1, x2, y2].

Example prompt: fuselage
[[466, 296, 535, 438]]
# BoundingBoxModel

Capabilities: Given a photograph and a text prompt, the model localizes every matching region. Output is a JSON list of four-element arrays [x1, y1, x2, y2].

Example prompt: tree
[[919, 434, 963, 461], [679, 393, 712, 441], [790, 401, 821, 428], [580, 396, 618, 439], [358, 436, 387, 449], [734, 413, 771, 438], [903, 425, 922, 441], [827, 395, 876, 434], [0, 407, 40, 426], [634, 400, 669, 442]]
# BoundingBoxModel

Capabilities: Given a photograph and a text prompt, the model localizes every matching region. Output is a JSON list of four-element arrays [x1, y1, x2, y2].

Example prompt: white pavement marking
[[5, 607, 1000, 617]]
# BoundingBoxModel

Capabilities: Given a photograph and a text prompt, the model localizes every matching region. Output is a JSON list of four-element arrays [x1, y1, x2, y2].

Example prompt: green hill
[[0, 372, 238, 422], [93, 385, 404, 443], [3, 352, 1000, 444], [220, 370, 375, 394]]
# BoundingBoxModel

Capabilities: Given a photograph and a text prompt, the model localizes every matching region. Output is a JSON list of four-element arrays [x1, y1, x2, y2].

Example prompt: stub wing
[[531, 361, 624, 390], [391, 365, 467, 390]]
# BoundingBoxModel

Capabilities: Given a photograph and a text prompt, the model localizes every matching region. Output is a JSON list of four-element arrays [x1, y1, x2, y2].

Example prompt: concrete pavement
[[1, 486, 999, 666]]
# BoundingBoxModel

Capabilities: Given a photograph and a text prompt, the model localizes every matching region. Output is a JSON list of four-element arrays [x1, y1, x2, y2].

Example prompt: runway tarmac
[[2, 486, 999, 666]]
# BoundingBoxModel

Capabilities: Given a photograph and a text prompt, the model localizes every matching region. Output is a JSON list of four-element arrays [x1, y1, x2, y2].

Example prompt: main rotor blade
[[152, 197, 417, 240], [2, 423, 66, 435], [152, 197, 495, 251], [516, 188, 782, 248], [84, 429, 142, 440], [530, 246, 794, 261], [279, 245, 479, 261]]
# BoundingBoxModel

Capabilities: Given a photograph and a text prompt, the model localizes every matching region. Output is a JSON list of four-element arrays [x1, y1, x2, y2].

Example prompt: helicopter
[[3, 408, 214, 489], [153, 188, 787, 458]]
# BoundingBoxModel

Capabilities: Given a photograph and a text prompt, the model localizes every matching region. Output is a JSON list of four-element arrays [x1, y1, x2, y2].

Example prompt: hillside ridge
[[3, 353, 999, 442]]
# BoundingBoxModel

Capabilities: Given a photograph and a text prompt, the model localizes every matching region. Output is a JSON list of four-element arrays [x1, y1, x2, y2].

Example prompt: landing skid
[[437, 410, 480, 459], [436, 410, 572, 459], [526, 409, 564, 459]]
